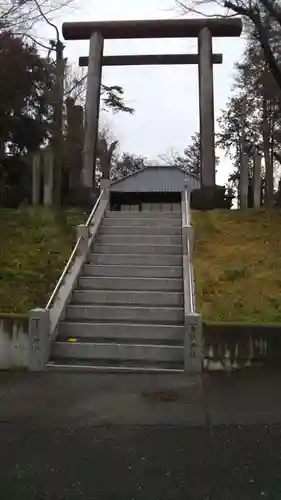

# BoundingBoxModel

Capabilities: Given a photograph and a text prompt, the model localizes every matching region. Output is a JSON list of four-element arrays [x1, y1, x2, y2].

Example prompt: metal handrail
[[187, 237, 195, 314], [184, 187, 190, 226], [184, 186, 195, 314], [86, 190, 103, 227], [45, 190, 104, 310], [46, 238, 81, 310]]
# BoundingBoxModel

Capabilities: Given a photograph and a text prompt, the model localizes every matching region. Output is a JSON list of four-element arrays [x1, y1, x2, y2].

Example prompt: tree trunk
[[52, 41, 65, 208], [66, 98, 84, 192], [263, 97, 274, 207], [98, 138, 118, 180]]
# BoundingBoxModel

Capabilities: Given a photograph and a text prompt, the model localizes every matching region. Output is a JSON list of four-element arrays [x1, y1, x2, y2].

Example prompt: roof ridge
[[110, 164, 199, 186]]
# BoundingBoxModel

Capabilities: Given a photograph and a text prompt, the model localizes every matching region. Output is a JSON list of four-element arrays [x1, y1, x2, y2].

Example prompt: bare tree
[[0, 0, 72, 206], [175, 0, 281, 93], [0, 0, 75, 36], [64, 65, 134, 116], [98, 134, 119, 180], [1, 0, 133, 206]]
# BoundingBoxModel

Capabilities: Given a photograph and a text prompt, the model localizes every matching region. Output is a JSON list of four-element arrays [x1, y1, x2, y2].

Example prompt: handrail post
[[184, 313, 202, 372], [28, 308, 50, 371], [76, 224, 89, 255]]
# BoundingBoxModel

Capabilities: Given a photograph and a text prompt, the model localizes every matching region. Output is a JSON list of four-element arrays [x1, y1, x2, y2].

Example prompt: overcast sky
[[43, 0, 245, 185]]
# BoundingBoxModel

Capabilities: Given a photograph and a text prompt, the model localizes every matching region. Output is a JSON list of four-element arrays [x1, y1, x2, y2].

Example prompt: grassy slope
[[0, 207, 85, 314], [193, 209, 281, 323], [1, 207, 281, 322]]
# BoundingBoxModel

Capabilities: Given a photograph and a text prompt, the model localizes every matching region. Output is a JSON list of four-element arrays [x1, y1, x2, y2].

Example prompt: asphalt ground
[[1, 369, 281, 499]]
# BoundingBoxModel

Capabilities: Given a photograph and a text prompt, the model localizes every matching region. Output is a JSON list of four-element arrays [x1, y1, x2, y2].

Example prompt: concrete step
[[83, 264, 183, 279], [106, 211, 181, 218], [96, 234, 182, 246], [100, 225, 182, 235], [89, 253, 182, 266], [79, 276, 183, 291], [103, 217, 181, 227], [73, 289, 183, 306], [141, 203, 181, 212], [119, 204, 181, 213], [46, 361, 184, 373], [57, 336, 182, 346], [66, 304, 184, 324], [93, 244, 182, 255], [51, 341, 184, 363], [59, 321, 184, 341]]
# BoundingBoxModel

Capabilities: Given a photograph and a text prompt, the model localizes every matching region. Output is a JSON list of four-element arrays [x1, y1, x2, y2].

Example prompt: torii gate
[[62, 18, 242, 190]]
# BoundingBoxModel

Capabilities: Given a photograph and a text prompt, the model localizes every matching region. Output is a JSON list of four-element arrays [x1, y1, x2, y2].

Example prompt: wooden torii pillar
[[198, 28, 215, 187], [62, 18, 242, 191], [78, 51, 223, 188]]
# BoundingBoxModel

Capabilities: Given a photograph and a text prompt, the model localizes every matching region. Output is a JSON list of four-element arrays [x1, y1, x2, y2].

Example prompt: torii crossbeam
[[62, 18, 242, 189]]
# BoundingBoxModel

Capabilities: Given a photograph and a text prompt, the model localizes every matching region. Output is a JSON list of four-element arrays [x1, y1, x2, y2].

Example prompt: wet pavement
[[1, 369, 281, 499]]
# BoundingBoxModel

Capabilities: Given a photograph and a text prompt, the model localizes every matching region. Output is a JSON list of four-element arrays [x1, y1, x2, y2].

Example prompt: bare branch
[[31, 0, 60, 41], [175, 0, 236, 17], [17, 31, 54, 51], [64, 71, 87, 99], [0, 0, 75, 37], [224, 0, 251, 16]]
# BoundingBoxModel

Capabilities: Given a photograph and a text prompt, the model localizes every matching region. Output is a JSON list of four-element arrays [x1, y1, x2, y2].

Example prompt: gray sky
[[46, 0, 245, 185]]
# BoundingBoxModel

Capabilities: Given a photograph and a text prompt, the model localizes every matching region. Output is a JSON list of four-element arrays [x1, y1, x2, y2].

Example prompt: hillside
[[0, 207, 85, 314], [1, 207, 281, 322], [193, 209, 281, 323]]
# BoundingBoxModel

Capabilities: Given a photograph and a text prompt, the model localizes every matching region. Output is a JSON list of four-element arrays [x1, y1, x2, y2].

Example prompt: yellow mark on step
[[68, 338, 77, 342]]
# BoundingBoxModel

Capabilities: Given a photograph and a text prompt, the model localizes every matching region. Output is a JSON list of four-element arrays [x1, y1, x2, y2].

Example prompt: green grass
[[1, 207, 281, 323], [0, 207, 86, 313], [193, 209, 281, 323]]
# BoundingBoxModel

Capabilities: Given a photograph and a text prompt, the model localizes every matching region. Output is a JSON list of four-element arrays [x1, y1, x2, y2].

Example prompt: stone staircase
[[47, 209, 185, 372]]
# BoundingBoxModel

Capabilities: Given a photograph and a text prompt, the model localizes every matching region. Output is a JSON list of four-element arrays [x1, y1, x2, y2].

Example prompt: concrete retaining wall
[[0, 315, 29, 369], [1, 315, 281, 371], [203, 323, 281, 371]]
